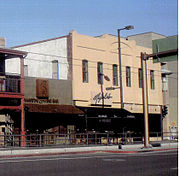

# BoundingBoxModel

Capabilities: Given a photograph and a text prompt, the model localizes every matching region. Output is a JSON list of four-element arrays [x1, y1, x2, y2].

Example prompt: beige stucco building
[[71, 31, 163, 114]]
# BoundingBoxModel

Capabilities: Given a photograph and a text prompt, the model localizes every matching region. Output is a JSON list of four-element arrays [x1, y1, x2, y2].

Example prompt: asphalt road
[[0, 150, 178, 176]]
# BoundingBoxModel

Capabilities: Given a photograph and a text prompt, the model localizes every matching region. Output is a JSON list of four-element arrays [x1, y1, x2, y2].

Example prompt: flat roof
[[12, 35, 68, 49]]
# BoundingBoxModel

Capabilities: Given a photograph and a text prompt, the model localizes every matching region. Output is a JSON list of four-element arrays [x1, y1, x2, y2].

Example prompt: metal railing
[[0, 77, 21, 93], [0, 132, 178, 148]]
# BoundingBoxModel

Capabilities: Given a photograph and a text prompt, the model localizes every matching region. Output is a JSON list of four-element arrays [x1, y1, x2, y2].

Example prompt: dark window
[[52, 60, 59, 79], [113, 64, 118, 86], [150, 70, 155, 89], [82, 60, 88, 83], [126, 66, 131, 87], [138, 68, 143, 88], [98, 62, 103, 84]]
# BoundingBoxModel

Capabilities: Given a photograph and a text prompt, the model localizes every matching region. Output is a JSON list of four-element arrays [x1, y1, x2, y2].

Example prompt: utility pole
[[140, 49, 177, 148], [141, 52, 150, 148]]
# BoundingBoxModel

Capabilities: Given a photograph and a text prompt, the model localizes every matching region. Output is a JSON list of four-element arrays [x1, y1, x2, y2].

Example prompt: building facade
[[0, 46, 27, 146], [6, 31, 163, 135], [71, 31, 163, 133], [152, 35, 178, 133]]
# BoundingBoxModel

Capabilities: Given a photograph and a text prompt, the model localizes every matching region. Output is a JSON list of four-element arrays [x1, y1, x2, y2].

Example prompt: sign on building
[[36, 79, 49, 98], [91, 92, 112, 106]]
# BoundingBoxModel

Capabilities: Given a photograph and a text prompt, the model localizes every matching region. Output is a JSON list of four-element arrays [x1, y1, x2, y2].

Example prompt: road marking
[[136, 151, 178, 157], [170, 167, 178, 170], [0, 150, 177, 164], [0, 155, 126, 164], [102, 159, 126, 162]]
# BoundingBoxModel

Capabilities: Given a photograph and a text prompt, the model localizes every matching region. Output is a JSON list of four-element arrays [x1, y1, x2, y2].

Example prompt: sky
[[0, 0, 178, 47]]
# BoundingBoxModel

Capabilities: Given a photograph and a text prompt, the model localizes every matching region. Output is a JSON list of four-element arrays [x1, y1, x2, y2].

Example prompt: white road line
[[170, 167, 178, 170], [102, 159, 126, 162]]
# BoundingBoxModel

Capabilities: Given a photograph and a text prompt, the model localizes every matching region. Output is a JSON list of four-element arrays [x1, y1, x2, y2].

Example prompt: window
[[82, 60, 88, 83], [150, 70, 155, 89], [113, 64, 118, 86], [126, 66, 131, 87], [138, 68, 142, 88], [98, 62, 103, 84], [24, 65, 28, 77], [162, 76, 168, 91], [52, 60, 58, 79]]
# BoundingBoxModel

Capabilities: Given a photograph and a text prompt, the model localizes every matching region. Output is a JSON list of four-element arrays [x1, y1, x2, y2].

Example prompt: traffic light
[[162, 105, 168, 117]]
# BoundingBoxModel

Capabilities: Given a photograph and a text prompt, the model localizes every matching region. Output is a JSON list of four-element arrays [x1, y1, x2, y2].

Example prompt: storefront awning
[[25, 103, 84, 115]]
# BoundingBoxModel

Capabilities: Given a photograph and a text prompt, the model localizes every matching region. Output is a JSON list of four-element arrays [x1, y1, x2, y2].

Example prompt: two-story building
[[6, 31, 163, 135], [0, 45, 27, 146]]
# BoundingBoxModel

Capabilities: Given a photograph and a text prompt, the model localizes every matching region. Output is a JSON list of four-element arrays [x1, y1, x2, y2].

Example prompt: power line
[[21, 50, 166, 72], [24, 55, 165, 74], [23, 57, 178, 80]]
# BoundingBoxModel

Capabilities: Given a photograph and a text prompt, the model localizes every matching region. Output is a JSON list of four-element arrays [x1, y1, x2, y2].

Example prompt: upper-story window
[[24, 65, 28, 77], [113, 64, 118, 86], [162, 76, 168, 91], [150, 70, 155, 89], [98, 62, 103, 84], [52, 60, 59, 79], [126, 66, 131, 87], [138, 68, 142, 88], [82, 60, 88, 83]]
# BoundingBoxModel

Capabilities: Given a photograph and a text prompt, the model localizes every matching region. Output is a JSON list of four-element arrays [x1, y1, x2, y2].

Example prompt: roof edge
[[12, 35, 68, 49], [128, 31, 166, 38]]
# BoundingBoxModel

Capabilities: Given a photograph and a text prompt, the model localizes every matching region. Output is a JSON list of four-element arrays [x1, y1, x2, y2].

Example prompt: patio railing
[[0, 77, 21, 93], [0, 131, 178, 148]]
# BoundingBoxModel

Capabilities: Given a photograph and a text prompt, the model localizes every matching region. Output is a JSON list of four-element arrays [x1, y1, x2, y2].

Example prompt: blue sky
[[0, 0, 178, 47]]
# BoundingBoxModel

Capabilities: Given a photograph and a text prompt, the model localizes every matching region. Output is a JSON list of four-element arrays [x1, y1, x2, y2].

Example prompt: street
[[0, 150, 177, 176]]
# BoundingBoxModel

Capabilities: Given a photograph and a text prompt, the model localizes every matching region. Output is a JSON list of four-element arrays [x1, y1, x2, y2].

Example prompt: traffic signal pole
[[140, 49, 177, 148]]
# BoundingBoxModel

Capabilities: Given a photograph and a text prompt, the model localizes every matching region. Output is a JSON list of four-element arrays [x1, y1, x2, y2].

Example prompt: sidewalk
[[0, 142, 178, 158]]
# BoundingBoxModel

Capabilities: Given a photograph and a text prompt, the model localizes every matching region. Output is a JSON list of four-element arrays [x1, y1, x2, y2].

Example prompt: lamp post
[[117, 25, 134, 109], [100, 74, 110, 108]]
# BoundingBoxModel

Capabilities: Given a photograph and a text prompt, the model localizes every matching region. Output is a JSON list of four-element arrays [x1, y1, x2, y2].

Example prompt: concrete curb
[[0, 145, 118, 158], [119, 142, 178, 150], [0, 143, 178, 158]]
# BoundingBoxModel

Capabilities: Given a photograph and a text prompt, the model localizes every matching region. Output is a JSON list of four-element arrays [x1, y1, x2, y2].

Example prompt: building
[[152, 35, 178, 133], [127, 32, 166, 48], [128, 32, 178, 134], [0, 44, 27, 146], [6, 31, 163, 136], [0, 37, 5, 48]]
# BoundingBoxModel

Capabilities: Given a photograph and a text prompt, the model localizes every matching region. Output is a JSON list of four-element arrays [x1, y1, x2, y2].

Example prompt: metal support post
[[20, 57, 26, 147], [141, 52, 150, 147]]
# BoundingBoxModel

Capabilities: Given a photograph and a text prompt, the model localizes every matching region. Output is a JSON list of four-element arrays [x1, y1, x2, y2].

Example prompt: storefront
[[78, 106, 161, 135]]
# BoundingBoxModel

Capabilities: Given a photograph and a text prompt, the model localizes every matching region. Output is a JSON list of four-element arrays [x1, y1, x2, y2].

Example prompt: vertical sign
[[36, 79, 49, 98]]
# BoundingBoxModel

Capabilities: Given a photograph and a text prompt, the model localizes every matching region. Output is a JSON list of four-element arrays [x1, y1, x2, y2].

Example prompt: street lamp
[[117, 25, 134, 109], [100, 74, 110, 108]]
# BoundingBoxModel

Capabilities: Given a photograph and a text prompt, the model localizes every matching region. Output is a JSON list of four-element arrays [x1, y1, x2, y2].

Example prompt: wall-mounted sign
[[91, 92, 112, 106], [24, 98, 59, 104], [36, 79, 49, 98]]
